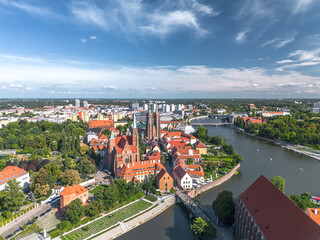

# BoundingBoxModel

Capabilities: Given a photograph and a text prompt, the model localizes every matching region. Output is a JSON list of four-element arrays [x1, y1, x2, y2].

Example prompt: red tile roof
[[305, 208, 320, 226], [173, 165, 187, 180], [0, 166, 28, 185], [239, 175, 320, 240], [88, 120, 114, 129], [60, 184, 88, 196]]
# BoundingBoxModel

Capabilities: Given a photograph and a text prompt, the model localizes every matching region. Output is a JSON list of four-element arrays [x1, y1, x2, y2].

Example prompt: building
[[305, 208, 320, 226], [235, 175, 320, 240], [117, 160, 164, 182], [143, 103, 148, 111], [60, 184, 89, 208], [261, 111, 291, 117], [83, 101, 89, 107], [75, 99, 80, 108], [105, 114, 140, 174], [146, 107, 161, 141], [194, 141, 207, 155], [173, 165, 192, 190], [88, 120, 114, 129], [0, 166, 29, 191], [132, 102, 139, 110], [71, 114, 78, 122], [156, 168, 173, 191], [248, 104, 255, 109]]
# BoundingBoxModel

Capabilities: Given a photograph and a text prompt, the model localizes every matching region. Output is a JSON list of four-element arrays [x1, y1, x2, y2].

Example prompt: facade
[[156, 168, 173, 191], [194, 141, 207, 155], [105, 114, 140, 174], [0, 166, 29, 191], [88, 120, 114, 129], [235, 175, 320, 240], [117, 160, 164, 182], [60, 184, 89, 208], [173, 165, 192, 190], [146, 108, 161, 141]]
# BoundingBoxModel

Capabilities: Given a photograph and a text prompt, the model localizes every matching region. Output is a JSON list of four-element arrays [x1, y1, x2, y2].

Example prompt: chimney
[[315, 209, 318, 215]]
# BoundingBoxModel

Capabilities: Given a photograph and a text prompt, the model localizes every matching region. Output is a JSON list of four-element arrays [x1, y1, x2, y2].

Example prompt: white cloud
[[0, 54, 319, 97], [277, 59, 293, 64], [80, 38, 87, 43], [276, 48, 320, 69], [89, 36, 97, 40], [235, 31, 248, 43], [0, 0, 63, 19], [262, 33, 296, 49], [293, 0, 316, 13], [70, 0, 215, 38]]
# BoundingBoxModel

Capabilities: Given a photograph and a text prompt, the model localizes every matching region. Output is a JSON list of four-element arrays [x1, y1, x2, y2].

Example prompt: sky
[[0, 0, 319, 99]]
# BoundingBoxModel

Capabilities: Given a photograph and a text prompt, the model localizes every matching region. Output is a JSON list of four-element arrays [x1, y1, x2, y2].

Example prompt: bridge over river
[[176, 190, 228, 239]]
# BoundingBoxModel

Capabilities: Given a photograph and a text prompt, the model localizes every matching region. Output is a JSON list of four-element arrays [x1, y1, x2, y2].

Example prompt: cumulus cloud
[[0, 54, 319, 97]]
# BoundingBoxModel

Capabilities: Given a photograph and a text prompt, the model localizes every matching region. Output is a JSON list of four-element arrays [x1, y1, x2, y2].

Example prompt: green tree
[[101, 129, 111, 138], [65, 199, 85, 224], [62, 169, 81, 186], [290, 192, 315, 211], [186, 158, 194, 165], [2, 179, 25, 211], [76, 157, 96, 178], [71, 135, 76, 152], [61, 132, 66, 152], [190, 217, 216, 240], [139, 141, 146, 155], [85, 202, 100, 217], [270, 176, 286, 193], [212, 190, 235, 226], [76, 135, 81, 152]]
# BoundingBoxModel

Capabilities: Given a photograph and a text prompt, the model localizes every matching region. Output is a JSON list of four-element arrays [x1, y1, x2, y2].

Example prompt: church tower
[[131, 113, 139, 157], [146, 102, 161, 141], [106, 131, 115, 171]]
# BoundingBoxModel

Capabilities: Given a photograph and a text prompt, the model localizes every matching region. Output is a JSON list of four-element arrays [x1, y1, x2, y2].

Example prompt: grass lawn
[[15, 224, 42, 238], [63, 200, 152, 240]]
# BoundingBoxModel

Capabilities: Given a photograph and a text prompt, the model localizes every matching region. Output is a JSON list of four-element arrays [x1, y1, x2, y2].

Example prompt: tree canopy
[[190, 217, 216, 240], [270, 176, 286, 193], [212, 190, 235, 226]]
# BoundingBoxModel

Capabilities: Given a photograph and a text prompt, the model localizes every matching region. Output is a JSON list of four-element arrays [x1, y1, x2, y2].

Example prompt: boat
[[299, 168, 304, 172], [257, 149, 259, 152], [269, 158, 272, 161]]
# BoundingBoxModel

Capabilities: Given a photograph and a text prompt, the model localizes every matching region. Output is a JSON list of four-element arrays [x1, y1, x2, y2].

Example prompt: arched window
[[125, 156, 130, 163]]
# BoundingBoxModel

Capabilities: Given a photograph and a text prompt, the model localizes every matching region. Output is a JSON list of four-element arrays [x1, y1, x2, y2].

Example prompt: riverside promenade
[[93, 196, 175, 240]]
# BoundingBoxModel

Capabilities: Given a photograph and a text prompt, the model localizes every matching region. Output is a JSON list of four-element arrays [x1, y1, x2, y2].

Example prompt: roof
[[305, 208, 320, 226], [0, 166, 28, 185], [173, 165, 187, 180], [239, 175, 320, 240], [117, 160, 164, 179], [60, 184, 88, 196], [195, 141, 206, 149], [88, 120, 114, 129], [156, 168, 170, 182]]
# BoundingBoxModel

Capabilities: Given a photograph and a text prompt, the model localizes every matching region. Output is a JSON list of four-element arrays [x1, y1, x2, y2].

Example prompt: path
[[0, 203, 52, 238]]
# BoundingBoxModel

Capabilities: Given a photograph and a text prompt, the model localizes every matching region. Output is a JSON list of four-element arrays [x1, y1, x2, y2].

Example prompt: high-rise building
[[75, 99, 80, 107], [170, 104, 176, 112], [188, 104, 193, 110], [83, 101, 89, 107], [143, 103, 148, 111], [146, 104, 161, 141], [177, 104, 184, 111], [132, 102, 139, 110]]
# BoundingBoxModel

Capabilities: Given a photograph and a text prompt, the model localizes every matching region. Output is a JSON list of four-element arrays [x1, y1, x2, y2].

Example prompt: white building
[[143, 103, 148, 111], [170, 104, 176, 112], [83, 101, 89, 108], [177, 104, 184, 111], [173, 165, 192, 190], [75, 99, 80, 108], [261, 111, 291, 117], [188, 105, 193, 111], [86, 131, 98, 143], [132, 102, 139, 110], [0, 166, 29, 191]]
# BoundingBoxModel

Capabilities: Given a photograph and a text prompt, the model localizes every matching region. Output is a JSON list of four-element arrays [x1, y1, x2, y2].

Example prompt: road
[[0, 203, 53, 239]]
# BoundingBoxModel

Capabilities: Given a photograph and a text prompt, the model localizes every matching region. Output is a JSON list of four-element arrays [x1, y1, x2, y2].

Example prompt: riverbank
[[189, 115, 209, 122], [93, 196, 176, 240], [235, 128, 320, 161], [187, 164, 240, 198]]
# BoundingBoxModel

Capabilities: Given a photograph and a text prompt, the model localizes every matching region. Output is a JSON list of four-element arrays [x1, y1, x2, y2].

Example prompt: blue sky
[[0, 0, 319, 98]]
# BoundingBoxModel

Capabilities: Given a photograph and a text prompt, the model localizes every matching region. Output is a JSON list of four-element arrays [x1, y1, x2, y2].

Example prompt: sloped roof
[[173, 165, 187, 180], [239, 175, 320, 240], [305, 208, 320, 226], [0, 166, 28, 186], [60, 184, 88, 196]]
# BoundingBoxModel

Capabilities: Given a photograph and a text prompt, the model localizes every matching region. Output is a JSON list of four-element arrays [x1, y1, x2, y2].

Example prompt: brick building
[[60, 184, 89, 208], [146, 107, 161, 141], [235, 175, 320, 240], [156, 168, 173, 192]]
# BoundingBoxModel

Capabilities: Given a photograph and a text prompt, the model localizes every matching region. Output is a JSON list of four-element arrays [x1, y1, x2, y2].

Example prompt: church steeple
[[132, 113, 137, 129]]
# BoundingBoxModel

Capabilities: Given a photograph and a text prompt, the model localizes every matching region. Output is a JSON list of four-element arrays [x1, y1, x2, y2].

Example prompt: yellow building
[[195, 141, 207, 155], [83, 114, 90, 123], [71, 114, 78, 122]]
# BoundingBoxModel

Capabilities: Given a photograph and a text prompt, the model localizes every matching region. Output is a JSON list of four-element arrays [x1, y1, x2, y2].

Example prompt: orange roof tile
[[60, 184, 88, 196], [305, 208, 320, 226], [0, 166, 28, 185]]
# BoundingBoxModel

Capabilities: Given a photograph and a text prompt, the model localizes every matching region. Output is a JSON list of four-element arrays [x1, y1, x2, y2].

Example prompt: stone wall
[[187, 164, 240, 198]]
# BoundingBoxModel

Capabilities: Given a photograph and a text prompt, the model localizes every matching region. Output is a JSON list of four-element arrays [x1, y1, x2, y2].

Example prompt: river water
[[117, 118, 320, 240]]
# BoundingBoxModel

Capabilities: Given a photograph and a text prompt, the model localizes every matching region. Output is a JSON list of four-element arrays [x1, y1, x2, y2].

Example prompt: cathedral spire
[[132, 113, 137, 129], [110, 131, 115, 139]]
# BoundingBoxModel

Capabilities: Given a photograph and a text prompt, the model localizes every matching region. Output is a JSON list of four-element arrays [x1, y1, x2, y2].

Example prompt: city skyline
[[0, 0, 319, 98]]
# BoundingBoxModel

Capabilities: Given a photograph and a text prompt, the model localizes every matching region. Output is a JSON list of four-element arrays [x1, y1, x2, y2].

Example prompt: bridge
[[176, 190, 211, 220], [191, 122, 233, 126]]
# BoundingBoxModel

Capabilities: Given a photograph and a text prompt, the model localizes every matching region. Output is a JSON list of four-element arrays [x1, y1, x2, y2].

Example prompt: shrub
[[145, 195, 157, 202], [59, 220, 72, 230], [82, 225, 90, 231], [170, 188, 175, 194], [3, 210, 12, 219]]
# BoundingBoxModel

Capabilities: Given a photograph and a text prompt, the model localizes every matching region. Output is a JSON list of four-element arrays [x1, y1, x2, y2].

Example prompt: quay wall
[[187, 164, 240, 198]]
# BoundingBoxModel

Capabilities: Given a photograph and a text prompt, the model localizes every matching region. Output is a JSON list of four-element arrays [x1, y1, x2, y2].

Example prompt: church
[[146, 106, 161, 141], [105, 114, 140, 174]]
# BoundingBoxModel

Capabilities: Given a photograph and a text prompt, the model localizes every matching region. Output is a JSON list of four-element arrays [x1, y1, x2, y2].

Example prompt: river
[[117, 118, 320, 240]]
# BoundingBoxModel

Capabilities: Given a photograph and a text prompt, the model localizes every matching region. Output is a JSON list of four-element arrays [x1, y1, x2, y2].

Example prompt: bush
[[31, 217, 37, 224], [3, 210, 12, 219], [170, 188, 175, 194]]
